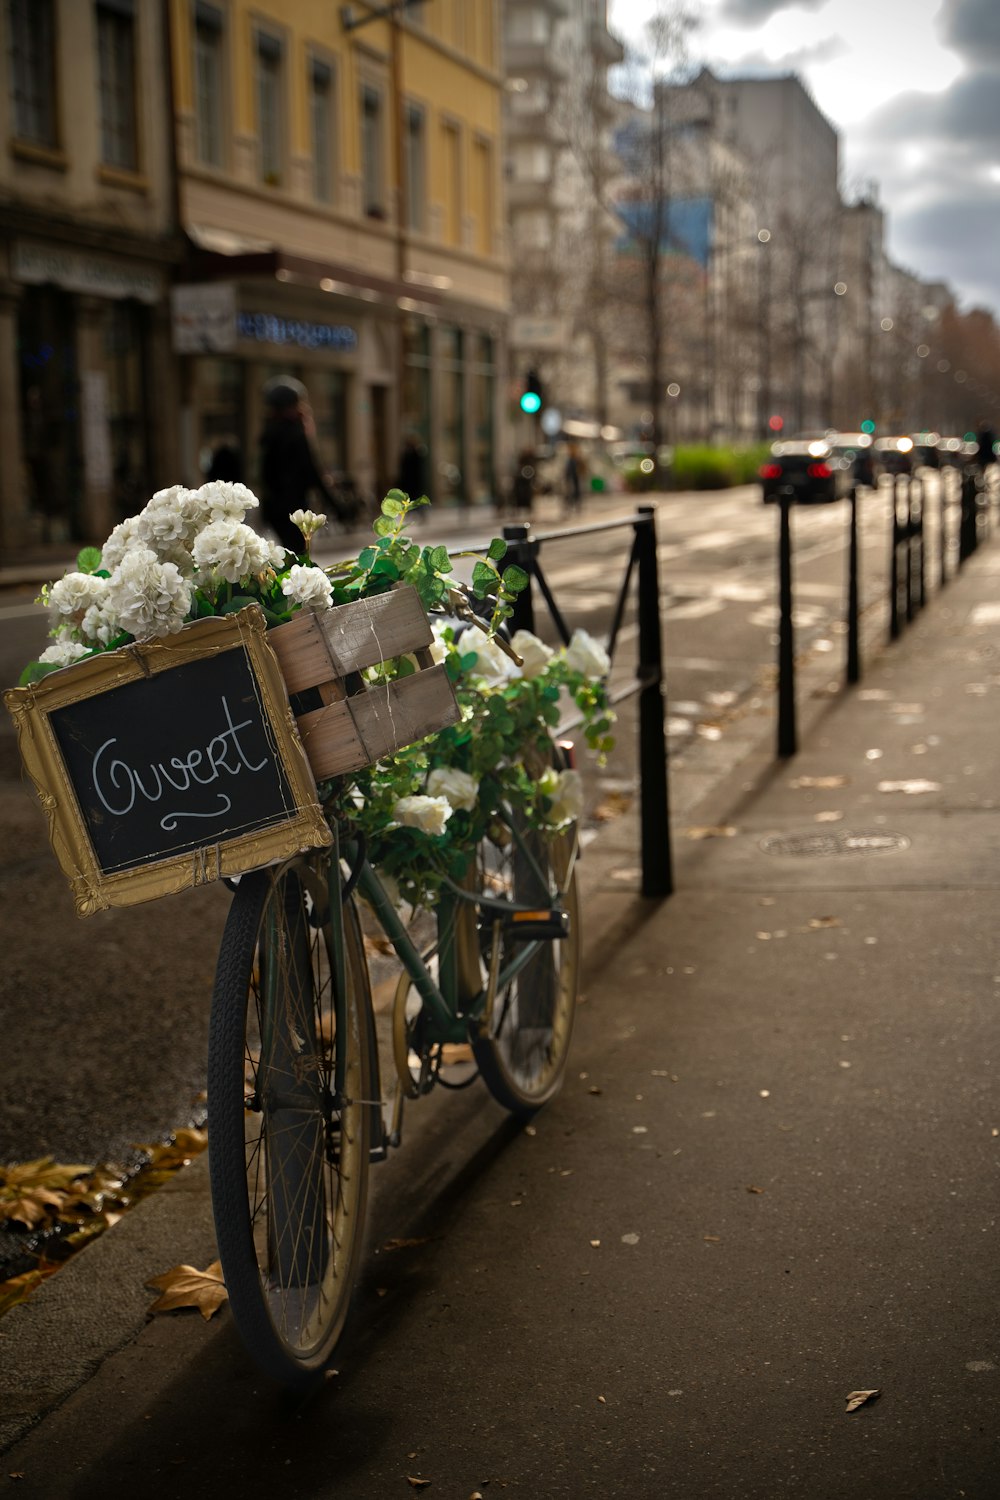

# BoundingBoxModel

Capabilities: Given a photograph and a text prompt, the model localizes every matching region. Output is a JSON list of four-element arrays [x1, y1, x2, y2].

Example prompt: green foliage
[[670, 443, 771, 490]]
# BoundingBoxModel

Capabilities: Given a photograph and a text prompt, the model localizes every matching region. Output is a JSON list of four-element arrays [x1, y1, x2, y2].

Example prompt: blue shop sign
[[237, 311, 358, 352]]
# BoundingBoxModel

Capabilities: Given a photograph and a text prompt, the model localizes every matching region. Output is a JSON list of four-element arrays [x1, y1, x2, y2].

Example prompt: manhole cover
[[760, 829, 911, 857]]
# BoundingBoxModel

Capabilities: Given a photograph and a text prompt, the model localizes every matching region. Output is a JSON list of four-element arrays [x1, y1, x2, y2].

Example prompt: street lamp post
[[757, 228, 771, 440]]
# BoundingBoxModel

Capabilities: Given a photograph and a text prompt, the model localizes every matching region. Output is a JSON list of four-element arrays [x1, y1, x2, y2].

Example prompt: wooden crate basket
[[268, 585, 460, 779]]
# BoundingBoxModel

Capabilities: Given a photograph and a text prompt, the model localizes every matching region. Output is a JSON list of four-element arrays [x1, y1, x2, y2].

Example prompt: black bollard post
[[904, 476, 915, 624], [777, 491, 797, 758], [939, 466, 949, 591], [846, 487, 860, 685], [889, 477, 901, 641], [635, 507, 673, 899], [959, 471, 976, 565], [502, 523, 537, 634]]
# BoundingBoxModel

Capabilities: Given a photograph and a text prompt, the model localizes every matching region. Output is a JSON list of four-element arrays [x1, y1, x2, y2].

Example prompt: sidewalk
[[2, 541, 999, 1496]]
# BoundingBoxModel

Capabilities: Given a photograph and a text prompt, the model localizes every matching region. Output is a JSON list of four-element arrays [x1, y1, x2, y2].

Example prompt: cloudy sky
[[606, 0, 1000, 318]]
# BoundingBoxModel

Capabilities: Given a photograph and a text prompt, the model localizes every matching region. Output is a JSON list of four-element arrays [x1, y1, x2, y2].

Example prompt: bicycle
[[206, 742, 580, 1389]]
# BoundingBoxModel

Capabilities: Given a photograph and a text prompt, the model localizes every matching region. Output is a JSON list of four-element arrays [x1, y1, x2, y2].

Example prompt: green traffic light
[[860, 419, 876, 434], [520, 391, 542, 414]]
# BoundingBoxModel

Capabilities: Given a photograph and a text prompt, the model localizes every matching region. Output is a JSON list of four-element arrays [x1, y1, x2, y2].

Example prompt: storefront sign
[[511, 315, 569, 351], [12, 240, 162, 304], [237, 311, 358, 352], [171, 281, 238, 353]]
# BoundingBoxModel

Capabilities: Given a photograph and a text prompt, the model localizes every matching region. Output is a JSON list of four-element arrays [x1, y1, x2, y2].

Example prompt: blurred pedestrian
[[976, 420, 996, 473], [563, 442, 585, 516], [206, 433, 243, 484], [398, 431, 429, 505], [258, 376, 347, 552], [510, 448, 537, 516]]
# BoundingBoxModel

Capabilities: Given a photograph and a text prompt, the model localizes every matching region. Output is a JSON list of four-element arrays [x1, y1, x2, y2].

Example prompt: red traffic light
[[768, 414, 784, 432]]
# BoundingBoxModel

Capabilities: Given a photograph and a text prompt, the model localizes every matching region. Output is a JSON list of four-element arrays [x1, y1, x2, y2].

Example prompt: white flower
[[191, 519, 272, 584], [510, 629, 553, 680], [106, 547, 194, 641], [280, 564, 334, 610], [565, 627, 610, 679], [81, 600, 121, 647], [136, 487, 197, 549], [47, 572, 109, 624], [392, 794, 453, 836], [466, 632, 514, 687], [100, 516, 145, 571], [539, 767, 584, 827], [289, 508, 328, 539], [426, 765, 479, 813], [38, 638, 93, 667], [196, 480, 260, 520]]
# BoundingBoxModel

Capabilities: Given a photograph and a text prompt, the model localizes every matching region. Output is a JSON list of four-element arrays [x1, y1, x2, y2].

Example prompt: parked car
[[872, 436, 914, 478], [827, 432, 875, 495], [759, 437, 850, 504]]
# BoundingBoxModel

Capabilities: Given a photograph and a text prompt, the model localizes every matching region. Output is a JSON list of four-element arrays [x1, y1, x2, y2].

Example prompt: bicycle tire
[[466, 782, 580, 1116], [208, 854, 374, 1388]]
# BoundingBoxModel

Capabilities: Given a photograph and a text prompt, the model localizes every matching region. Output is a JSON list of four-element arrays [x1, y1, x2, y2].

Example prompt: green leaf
[[357, 546, 378, 570], [501, 564, 529, 593], [472, 560, 495, 587], [18, 660, 61, 686], [381, 496, 404, 518], [394, 655, 416, 678], [428, 545, 452, 574], [383, 488, 408, 506], [487, 537, 507, 562], [371, 557, 401, 580], [218, 595, 259, 615], [75, 546, 103, 574], [372, 516, 396, 537]]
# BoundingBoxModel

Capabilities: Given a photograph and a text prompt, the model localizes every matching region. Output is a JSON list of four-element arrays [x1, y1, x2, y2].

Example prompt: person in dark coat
[[206, 434, 243, 483], [258, 377, 346, 553], [398, 431, 429, 504]]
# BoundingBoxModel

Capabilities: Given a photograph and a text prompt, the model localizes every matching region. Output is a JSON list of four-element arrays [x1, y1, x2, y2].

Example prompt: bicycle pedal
[[492, 908, 570, 940]]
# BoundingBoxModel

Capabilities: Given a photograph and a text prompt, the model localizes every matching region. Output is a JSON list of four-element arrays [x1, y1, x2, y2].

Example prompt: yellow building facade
[[168, 0, 509, 508]]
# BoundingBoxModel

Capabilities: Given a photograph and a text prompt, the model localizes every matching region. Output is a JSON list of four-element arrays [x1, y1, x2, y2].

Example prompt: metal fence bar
[[777, 494, 797, 758], [846, 488, 861, 685]]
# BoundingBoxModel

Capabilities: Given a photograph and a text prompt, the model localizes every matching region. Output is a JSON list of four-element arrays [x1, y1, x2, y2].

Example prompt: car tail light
[[807, 463, 831, 478], [759, 463, 782, 479]]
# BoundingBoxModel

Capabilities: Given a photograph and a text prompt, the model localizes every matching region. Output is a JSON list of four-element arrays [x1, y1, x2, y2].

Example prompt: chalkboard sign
[[4, 609, 331, 916]]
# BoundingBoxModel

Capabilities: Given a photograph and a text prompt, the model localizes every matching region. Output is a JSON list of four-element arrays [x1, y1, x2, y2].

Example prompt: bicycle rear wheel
[[208, 854, 373, 1388], [466, 793, 580, 1116]]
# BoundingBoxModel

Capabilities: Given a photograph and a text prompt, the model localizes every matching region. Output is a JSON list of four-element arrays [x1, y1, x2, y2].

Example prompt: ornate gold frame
[[4, 608, 331, 917]]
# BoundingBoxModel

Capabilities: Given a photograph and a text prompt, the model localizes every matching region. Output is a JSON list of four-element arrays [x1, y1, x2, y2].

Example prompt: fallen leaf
[[684, 824, 737, 839], [808, 916, 843, 929], [703, 1235, 721, 1243], [597, 1394, 607, 1404], [406, 1478, 432, 1490], [746, 1185, 765, 1194], [590, 1239, 601, 1247], [789, 775, 847, 789], [877, 779, 942, 795], [145, 1260, 228, 1321], [592, 791, 633, 821], [381, 1236, 432, 1252], [845, 1389, 881, 1413], [814, 810, 844, 823]]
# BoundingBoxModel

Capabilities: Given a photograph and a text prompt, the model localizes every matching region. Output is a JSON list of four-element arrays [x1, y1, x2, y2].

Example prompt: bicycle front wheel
[[208, 854, 373, 1388], [466, 800, 580, 1116]]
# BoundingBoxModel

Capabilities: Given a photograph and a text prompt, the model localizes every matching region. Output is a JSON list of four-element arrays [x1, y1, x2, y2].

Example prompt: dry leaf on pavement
[[808, 916, 843, 929], [406, 1478, 432, 1490], [145, 1260, 228, 1321], [684, 824, 737, 839], [789, 775, 847, 789], [845, 1389, 881, 1413]]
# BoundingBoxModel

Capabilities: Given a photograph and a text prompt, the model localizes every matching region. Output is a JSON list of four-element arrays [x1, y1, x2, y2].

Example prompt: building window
[[404, 102, 426, 233], [471, 136, 493, 256], [96, 0, 138, 171], [193, 1, 224, 167], [361, 83, 384, 218], [8, 0, 57, 146], [255, 28, 283, 185], [441, 119, 461, 245], [309, 54, 335, 202]]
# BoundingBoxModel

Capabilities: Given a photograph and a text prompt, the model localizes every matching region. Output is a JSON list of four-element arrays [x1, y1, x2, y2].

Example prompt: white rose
[[466, 632, 513, 687], [426, 765, 479, 813], [392, 794, 453, 836], [280, 564, 334, 610], [539, 767, 584, 827], [510, 629, 553, 680], [565, 627, 610, 679]]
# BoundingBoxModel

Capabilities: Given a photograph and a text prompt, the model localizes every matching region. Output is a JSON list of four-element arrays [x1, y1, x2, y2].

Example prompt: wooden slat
[[293, 665, 460, 780], [316, 588, 433, 674]]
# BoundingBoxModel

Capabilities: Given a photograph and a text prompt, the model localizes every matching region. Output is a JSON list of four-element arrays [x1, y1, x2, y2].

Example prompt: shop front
[[1, 237, 173, 552]]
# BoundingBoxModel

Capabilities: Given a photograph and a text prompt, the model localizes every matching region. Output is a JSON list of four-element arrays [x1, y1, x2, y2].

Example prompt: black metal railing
[[498, 508, 673, 900]]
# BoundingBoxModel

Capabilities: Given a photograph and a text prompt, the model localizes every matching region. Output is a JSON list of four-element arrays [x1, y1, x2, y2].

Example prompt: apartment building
[[0, 0, 181, 553], [169, 0, 508, 509]]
